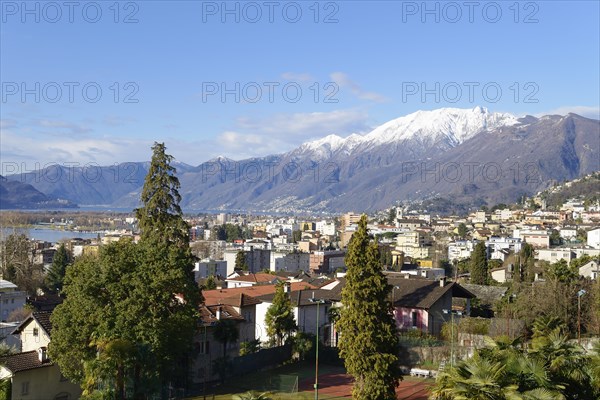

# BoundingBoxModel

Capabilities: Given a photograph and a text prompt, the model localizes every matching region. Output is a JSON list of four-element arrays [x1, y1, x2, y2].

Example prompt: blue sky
[[1, 0, 599, 167]]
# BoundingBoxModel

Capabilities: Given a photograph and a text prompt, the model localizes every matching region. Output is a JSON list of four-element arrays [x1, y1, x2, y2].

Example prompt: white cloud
[[329, 72, 388, 103], [171, 109, 372, 162]]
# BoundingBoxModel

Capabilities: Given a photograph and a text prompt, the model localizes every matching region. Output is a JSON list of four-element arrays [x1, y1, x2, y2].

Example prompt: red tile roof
[[226, 273, 286, 284], [202, 282, 316, 306]]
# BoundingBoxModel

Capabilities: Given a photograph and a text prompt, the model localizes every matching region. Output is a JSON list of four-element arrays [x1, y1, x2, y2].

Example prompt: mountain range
[[0, 175, 77, 209], [4, 107, 599, 213]]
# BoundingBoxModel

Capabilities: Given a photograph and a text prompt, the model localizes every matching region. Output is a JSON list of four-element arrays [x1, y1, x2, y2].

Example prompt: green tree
[[265, 283, 297, 346], [549, 229, 563, 246], [519, 242, 536, 282], [546, 259, 577, 283], [470, 242, 489, 285], [212, 319, 239, 358], [337, 215, 401, 399], [0, 232, 44, 295], [205, 275, 217, 290], [457, 223, 468, 239], [291, 230, 302, 243], [239, 339, 261, 356], [386, 207, 397, 225], [50, 142, 201, 396], [431, 325, 598, 400], [45, 243, 71, 293], [235, 250, 248, 271]]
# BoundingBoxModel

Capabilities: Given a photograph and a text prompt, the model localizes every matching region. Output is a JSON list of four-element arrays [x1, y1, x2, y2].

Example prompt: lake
[[1, 228, 103, 243]]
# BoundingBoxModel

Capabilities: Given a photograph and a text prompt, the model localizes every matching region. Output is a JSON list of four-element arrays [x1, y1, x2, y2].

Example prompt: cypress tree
[[46, 243, 71, 293], [470, 241, 489, 285], [337, 215, 401, 399]]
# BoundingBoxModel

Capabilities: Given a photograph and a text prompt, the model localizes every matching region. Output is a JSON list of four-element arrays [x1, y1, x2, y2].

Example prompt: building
[[270, 251, 310, 273], [395, 231, 432, 259], [514, 229, 550, 248], [391, 279, 475, 336], [224, 247, 271, 273], [309, 250, 346, 273], [579, 260, 600, 280], [340, 213, 361, 231], [587, 228, 600, 249], [448, 240, 476, 261], [0, 280, 26, 322], [225, 273, 285, 288], [194, 260, 228, 280], [0, 311, 81, 399], [536, 248, 575, 264], [486, 237, 522, 261]]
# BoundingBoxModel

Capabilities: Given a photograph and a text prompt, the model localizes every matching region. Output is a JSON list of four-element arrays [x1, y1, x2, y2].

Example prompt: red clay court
[[299, 373, 433, 399]]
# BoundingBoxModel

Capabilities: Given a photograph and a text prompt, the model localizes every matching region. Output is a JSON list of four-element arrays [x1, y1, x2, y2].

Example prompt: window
[[21, 381, 29, 395], [411, 312, 418, 327], [33, 328, 39, 337]]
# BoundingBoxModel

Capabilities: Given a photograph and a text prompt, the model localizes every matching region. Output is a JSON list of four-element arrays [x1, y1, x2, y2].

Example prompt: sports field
[[186, 361, 433, 399]]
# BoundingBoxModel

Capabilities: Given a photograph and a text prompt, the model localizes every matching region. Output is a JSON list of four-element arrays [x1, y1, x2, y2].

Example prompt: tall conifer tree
[[337, 215, 401, 399]]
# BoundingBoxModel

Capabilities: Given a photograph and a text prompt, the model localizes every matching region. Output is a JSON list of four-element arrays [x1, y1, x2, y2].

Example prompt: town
[[0, 165, 599, 399]]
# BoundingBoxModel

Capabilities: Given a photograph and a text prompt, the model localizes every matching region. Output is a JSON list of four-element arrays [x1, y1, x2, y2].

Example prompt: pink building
[[391, 278, 474, 336]]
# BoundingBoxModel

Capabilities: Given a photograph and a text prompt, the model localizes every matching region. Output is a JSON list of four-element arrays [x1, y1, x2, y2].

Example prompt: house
[[588, 228, 600, 249], [0, 311, 81, 400], [191, 304, 245, 384], [536, 248, 575, 264], [390, 278, 475, 336], [225, 273, 285, 288], [579, 260, 600, 280], [0, 280, 27, 322], [255, 287, 341, 347]]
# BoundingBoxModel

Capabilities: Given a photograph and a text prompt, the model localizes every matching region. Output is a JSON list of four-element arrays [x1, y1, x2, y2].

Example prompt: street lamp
[[309, 296, 327, 400], [442, 309, 463, 367], [577, 289, 587, 344]]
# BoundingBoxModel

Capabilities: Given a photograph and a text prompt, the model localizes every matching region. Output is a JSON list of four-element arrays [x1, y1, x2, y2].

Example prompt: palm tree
[[431, 335, 567, 400], [212, 319, 239, 358]]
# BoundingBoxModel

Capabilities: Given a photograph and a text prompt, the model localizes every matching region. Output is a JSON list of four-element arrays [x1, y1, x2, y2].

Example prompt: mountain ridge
[[5, 108, 599, 212]]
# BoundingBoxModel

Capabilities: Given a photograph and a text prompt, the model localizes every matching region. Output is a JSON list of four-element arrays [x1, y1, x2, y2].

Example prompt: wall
[[10, 364, 81, 400], [20, 321, 50, 353]]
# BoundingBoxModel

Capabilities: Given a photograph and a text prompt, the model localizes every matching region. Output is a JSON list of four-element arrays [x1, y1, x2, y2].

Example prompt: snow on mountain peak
[[292, 107, 517, 159], [363, 107, 517, 146]]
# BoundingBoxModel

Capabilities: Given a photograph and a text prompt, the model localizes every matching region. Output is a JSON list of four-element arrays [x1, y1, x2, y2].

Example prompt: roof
[[391, 281, 474, 309], [202, 282, 316, 306], [257, 288, 340, 306], [12, 311, 53, 337], [219, 293, 262, 307], [0, 280, 18, 290], [460, 284, 507, 305], [27, 294, 63, 311], [0, 350, 53, 373], [226, 273, 285, 284], [199, 304, 244, 326]]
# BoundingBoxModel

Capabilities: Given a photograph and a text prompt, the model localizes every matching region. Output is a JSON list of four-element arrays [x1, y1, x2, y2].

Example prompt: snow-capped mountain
[[7, 108, 599, 213], [291, 107, 518, 160]]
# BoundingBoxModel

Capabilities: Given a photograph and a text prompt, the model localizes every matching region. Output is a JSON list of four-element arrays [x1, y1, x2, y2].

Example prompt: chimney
[[439, 277, 446, 287], [38, 347, 48, 363], [283, 282, 291, 293], [216, 306, 221, 320]]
